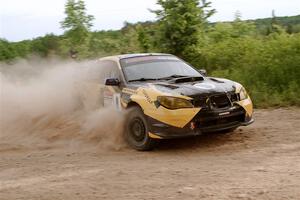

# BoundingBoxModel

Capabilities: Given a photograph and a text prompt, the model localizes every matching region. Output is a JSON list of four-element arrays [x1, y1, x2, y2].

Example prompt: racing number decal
[[113, 94, 121, 111], [104, 86, 121, 110], [103, 88, 114, 107]]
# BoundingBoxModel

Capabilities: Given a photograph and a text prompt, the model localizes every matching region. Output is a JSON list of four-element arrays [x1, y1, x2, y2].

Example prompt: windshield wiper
[[157, 75, 189, 80], [159, 75, 204, 83], [128, 78, 158, 82]]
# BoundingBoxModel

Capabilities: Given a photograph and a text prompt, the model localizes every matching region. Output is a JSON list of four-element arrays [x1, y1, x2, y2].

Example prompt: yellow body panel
[[145, 106, 200, 128], [148, 132, 163, 139], [234, 83, 253, 117], [237, 98, 253, 117], [129, 87, 201, 128]]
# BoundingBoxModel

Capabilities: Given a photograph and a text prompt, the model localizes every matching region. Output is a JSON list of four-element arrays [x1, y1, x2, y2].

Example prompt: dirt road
[[0, 108, 300, 200]]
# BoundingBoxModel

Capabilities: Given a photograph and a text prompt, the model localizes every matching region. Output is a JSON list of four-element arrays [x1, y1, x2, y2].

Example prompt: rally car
[[98, 53, 254, 151]]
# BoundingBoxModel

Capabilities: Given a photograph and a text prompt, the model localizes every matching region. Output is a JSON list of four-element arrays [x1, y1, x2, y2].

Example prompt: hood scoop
[[209, 77, 225, 83], [174, 76, 204, 84], [155, 83, 179, 90]]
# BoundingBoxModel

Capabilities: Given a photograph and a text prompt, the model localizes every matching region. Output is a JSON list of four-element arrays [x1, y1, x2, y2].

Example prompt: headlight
[[157, 96, 194, 110], [239, 87, 248, 100]]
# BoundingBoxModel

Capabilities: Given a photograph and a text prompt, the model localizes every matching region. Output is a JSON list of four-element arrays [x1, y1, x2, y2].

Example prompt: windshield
[[120, 55, 202, 82]]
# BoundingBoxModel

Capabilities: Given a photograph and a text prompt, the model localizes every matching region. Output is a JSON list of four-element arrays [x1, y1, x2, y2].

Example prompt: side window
[[98, 60, 121, 82]]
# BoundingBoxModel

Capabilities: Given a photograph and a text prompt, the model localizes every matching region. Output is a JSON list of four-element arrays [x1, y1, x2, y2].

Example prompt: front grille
[[230, 93, 240, 102], [210, 94, 231, 109], [192, 92, 240, 109], [192, 97, 208, 108], [197, 113, 244, 127], [194, 106, 246, 129]]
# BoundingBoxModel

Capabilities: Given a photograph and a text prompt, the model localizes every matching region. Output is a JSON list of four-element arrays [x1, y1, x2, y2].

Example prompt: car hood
[[128, 77, 238, 97]]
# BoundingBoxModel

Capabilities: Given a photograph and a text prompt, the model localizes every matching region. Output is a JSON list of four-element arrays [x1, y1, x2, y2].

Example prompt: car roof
[[98, 53, 173, 62]]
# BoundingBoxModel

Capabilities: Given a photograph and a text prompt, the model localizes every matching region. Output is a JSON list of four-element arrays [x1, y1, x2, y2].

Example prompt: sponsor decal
[[104, 90, 113, 98], [122, 88, 137, 95], [194, 83, 216, 90], [142, 89, 153, 103], [219, 112, 230, 116], [123, 56, 177, 64]]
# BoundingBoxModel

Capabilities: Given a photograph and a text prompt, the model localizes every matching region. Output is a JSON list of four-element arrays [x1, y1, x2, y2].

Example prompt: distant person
[[69, 49, 78, 59]]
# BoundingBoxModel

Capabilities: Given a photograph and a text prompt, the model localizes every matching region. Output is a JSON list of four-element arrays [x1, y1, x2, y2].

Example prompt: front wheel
[[124, 107, 157, 151]]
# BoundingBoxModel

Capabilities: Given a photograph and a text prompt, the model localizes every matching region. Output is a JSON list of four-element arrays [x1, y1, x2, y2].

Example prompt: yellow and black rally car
[[99, 53, 254, 150]]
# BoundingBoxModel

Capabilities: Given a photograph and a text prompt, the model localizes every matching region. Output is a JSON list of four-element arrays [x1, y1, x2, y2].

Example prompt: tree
[[152, 0, 215, 61], [30, 34, 60, 57], [267, 10, 285, 35], [231, 11, 256, 37], [0, 39, 18, 61], [137, 25, 151, 52], [119, 22, 141, 54], [60, 0, 94, 58]]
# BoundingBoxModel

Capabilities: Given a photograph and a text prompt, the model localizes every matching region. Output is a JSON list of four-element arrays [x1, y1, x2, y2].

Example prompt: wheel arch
[[124, 100, 157, 151], [126, 101, 143, 111]]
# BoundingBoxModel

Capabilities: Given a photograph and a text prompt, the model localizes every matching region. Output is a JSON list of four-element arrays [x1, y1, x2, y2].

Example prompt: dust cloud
[[0, 58, 125, 150]]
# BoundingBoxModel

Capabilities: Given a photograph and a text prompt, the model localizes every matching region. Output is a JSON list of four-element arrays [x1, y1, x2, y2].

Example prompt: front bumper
[[147, 105, 254, 139]]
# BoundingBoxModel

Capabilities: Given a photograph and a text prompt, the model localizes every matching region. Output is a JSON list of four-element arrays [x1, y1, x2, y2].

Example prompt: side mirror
[[105, 78, 120, 86], [198, 69, 207, 77]]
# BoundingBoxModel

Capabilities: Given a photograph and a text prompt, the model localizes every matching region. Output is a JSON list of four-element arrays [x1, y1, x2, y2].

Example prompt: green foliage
[[30, 34, 61, 57], [89, 30, 122, 57], [61, 0, 94, 30], [152, 0, 215, 60], [207, 33, 300, 107], [60, 0, 94, 58], [253, 14, 300, 35], [137, 25, 151, 53], [119, 22, 142, 54], [0, 39, 16, 60], [0, 39, 32, 61]]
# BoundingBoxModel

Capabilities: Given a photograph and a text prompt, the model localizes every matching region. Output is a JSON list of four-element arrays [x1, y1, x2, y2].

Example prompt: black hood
[[128, 77, 237, 97]]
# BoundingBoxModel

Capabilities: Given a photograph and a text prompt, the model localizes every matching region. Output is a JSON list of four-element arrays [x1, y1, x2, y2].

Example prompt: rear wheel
[[124, 107, 157, 151]]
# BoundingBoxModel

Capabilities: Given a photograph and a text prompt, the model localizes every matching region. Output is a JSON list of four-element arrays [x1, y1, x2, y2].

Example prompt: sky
[[0, 0, 299, 42]]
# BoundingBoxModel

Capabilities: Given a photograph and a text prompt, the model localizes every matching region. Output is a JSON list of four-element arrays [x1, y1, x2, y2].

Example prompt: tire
[[124, 107, 157, 151]]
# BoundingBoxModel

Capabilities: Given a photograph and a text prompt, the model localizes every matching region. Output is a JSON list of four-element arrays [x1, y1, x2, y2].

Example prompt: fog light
[[190, 122, 196, 130]]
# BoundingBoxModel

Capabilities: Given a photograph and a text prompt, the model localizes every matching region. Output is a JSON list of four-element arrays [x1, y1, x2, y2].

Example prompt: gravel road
[[0, 108, 300, 200]]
